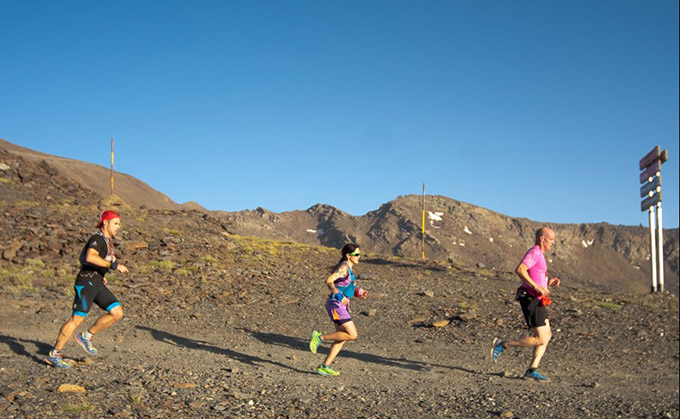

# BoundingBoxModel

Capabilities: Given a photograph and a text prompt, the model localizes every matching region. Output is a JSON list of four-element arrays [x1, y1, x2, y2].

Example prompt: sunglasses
[[349, 253, 361, 257]]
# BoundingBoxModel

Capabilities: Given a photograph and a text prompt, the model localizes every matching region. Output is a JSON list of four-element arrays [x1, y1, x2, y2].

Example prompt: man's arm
[[548, 276, 561, 287], [85, 248, 128, 274], [515, 262, 549, 296]]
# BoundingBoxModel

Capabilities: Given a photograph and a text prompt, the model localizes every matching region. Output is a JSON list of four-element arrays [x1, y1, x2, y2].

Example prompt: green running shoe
[[309, 330, 322, 354], [316, 364, 340, 376]]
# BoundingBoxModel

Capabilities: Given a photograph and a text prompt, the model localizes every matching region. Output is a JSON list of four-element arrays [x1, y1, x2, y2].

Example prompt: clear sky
[[1, 1, 678, 227]]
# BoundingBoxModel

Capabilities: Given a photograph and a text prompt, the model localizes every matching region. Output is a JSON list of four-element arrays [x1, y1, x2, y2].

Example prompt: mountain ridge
[[1, 137, 677, 295]]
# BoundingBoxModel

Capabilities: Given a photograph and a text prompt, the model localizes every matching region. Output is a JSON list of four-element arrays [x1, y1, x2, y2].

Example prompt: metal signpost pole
[[648, 206, 658, 293], [638, 146, 668, 293], [656, 203, 664, 292]]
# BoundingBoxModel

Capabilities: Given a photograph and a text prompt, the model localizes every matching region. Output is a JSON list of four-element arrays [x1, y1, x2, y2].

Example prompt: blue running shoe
[[523, 369, 550, 382], [491, 338, 504, 363], [45, 350, 72, 369], [309, 330, 322, 354], [75, 332, 98, 355]]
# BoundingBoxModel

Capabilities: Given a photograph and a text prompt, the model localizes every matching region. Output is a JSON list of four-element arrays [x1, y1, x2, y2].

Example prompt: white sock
[[83, 330, 93, 339]]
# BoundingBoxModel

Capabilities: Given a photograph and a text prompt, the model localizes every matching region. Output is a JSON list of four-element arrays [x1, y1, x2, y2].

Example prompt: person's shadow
[[0, 334, 54, 365], [239, 328, 478, 375], [135, 325, 314, 375]]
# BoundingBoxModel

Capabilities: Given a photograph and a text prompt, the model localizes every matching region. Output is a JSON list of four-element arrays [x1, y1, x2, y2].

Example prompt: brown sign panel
[[640, 176, 661, 198], [639, 160, 661, 184], [640, 191, 662, 211], [639, 145, 661, 170]]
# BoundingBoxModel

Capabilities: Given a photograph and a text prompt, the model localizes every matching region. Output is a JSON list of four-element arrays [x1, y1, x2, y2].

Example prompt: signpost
[[639, 146, 668, 293]]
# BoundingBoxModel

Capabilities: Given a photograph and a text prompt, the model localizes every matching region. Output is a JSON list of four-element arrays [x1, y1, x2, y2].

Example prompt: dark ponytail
[[331, 243, 359, 272]]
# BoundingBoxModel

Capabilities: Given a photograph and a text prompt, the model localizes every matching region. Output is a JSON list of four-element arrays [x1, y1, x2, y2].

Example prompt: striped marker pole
[[110, 137, 114, 196], [421, 183, 425, 259]]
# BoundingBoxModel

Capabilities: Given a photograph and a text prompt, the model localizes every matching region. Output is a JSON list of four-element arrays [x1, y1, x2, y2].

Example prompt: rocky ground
[[1, 148, 679, 418], [0, 203, 679, 418]]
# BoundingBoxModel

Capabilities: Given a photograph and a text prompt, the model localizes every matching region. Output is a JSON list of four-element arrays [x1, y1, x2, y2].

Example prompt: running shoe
[[309, 330, 322, 354], [491, 338, 504, 363], [523, 369, 550, 382], [316, 364, 340, 376], [75, 332, 99, 355], [45, 350, 72, 369]]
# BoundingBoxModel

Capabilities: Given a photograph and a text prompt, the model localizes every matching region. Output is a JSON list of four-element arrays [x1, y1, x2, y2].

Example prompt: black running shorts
[[519, 296, 547, 329], [72, 272, 120, 317]]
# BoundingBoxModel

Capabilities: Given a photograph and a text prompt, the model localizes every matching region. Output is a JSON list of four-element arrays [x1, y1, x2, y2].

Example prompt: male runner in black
[[45, 210, 129, 368]]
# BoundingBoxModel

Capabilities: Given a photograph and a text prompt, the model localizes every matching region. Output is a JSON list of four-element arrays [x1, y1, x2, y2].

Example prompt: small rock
[[432, 320, 450, 328], [57, 384, 86, 394], [173, 382, 198, 389], [422, 291, 435, 298]]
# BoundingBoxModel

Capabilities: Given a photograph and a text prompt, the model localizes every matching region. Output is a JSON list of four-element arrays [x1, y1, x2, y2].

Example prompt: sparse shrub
[[61, 402, 95, 413], [201, 256, 217, 265], [457, 301, 478, 311], [15, 200, 39, 208], [150, 260, 176, 271], [594, 301, 622, 310], [26, 258, 46, 269]]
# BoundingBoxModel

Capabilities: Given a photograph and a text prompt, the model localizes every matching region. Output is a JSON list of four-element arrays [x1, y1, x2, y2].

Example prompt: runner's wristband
[[109, 261, 119, 271], [333, 291, 345, 301]]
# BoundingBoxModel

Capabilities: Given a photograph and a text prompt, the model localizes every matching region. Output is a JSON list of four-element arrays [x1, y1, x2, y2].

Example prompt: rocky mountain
[[2, 137, 678, 296], [221, 196, 679, 296]]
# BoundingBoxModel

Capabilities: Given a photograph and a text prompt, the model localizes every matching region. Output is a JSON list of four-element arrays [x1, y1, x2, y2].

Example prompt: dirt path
[[1, 266, 678, 418]]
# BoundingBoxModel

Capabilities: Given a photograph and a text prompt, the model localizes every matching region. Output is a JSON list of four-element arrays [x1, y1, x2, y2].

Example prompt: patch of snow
[[428, 211, 444, 229], [427, 211, 444, 221]]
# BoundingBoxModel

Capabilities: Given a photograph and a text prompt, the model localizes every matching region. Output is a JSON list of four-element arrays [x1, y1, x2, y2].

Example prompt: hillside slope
[[0, 138, 187, 211], [2, 137, 677, 295]]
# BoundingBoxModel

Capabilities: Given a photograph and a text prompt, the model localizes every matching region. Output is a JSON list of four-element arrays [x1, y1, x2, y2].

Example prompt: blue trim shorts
[[72, 272, 120, 317]]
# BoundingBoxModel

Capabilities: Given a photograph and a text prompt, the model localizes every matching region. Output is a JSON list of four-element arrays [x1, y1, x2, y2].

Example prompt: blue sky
[[1, 1, 678, 227]]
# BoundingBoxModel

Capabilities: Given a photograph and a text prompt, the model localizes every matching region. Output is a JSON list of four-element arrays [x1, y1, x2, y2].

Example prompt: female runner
[[309, 243, 367, 376]]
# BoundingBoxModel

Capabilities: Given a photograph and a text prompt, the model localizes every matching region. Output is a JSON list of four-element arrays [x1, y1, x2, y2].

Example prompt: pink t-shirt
[[520, 245, 547, 296]]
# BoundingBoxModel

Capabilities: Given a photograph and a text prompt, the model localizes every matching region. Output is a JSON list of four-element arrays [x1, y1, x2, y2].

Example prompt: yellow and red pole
[[110, 137, 114, 195]]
